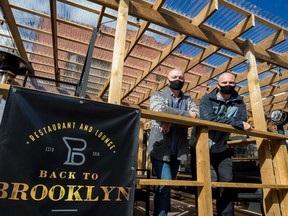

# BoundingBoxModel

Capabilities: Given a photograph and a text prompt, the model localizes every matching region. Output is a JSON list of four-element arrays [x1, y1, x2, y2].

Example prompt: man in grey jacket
[[191, 72, 253, 216], [148, 68, 199, 216]]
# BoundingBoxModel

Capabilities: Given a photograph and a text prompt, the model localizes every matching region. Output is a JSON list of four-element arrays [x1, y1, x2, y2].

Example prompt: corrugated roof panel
[[57, 1, 99, 27], [187, 37, 210, 48], [269, 38, 288, 54], [217, 49, 238, 57], [66, 0, 102, 11], [130, 45, 161, 61], [204, 54, 230, 67], [230, 63, 248, 74], [149, 24, 179, 37], [12, 8, 47, 30], [205, 5, 245, 32], [141, 30, 173, 47], [240, 21, 276, 44], [228, 0, 288, 29], [9, 0, 50, 15], [175, 43, 203, 57], [163, 0, 209, 19]]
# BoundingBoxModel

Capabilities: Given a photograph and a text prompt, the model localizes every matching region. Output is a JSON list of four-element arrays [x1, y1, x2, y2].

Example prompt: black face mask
[[169, 79, 184, 90], [219, 85, 235, 94]]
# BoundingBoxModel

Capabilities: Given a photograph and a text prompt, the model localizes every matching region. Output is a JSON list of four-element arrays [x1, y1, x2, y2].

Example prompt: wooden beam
[[196, 127, 213, 216], [99, 0, 164, 98], [1, 0, 28, 61], [0, 84, 11, 99], [244, 39, 282, 215], [270, 139, 288, 215], [49, 0, 59, 82], [90, 0, 288, 68], [108, 0, 129, 104]]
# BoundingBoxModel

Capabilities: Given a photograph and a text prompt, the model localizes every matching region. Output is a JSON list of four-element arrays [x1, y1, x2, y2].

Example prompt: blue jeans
[[151, 156, 180, 216]]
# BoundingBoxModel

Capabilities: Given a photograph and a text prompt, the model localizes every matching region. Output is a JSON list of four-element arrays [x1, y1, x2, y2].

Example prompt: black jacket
[[191, 88, 247, 153]]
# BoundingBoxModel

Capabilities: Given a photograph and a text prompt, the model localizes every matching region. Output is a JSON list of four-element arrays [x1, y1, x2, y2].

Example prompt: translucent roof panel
[[9, 0, 50, 15], [187, 37, 210, 48], [269, 37, 288, 54], [57, 1, 99, 27], [66, 0, 102, 11], [205, 5, 246, 32], [174, 43, 203, 58], [149, 24, 179, 37], [204, 54, 229, 67], [240, 22, 276, 44], [163, 0, 210, 19], [228, 0, 288, 29], [12, 8, 45, 30], [140, 30, 172, 48]]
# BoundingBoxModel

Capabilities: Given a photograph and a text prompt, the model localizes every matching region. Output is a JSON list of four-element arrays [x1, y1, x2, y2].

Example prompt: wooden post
[[271, 139, 288, 216], [244, 39, 282, 215], [196, 126, 213, 216], [137, 119, 144, 170], [108, 0, 129, 104]]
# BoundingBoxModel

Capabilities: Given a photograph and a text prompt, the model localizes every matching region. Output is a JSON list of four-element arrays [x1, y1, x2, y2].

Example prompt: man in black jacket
[[191, 72, 253, 216]]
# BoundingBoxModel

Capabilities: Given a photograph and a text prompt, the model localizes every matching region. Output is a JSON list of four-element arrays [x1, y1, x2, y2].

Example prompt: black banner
[[0, 86, 140, 216]]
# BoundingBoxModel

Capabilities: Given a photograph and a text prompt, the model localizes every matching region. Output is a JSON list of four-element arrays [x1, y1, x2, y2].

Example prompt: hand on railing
[[189, 111, 199, 119], [160, 122, 171, 134], [243, 122, 254, 131]]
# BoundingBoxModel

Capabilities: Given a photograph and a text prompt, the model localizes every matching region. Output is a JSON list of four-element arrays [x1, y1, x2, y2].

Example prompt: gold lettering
[[42, 127, 47, 134], [84, 186, 99, 201], [38, 170, 47, 178], [49, 171, 57, 179], [59, 171, 67, 179], [38, 129, 43, 136], [116, 187, 131, 201], [29, 135, 35, 142], [49, 185, 65, 201], [30, 184, 48, 201], [9, 183, 29, 200], [57, 123, 61, 130], [101, 186, 115, 201], [68, 172, 76, 179], [49, 125, 54, 132], [0, 182, 9, 199], [65, 185, 83, 201], [34, 132, 39, 138]]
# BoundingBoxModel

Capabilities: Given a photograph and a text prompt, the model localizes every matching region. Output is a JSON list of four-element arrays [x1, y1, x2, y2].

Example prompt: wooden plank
[[270, 139, 288, 216], [140, 109, 288, 140], [137, 119, 145, 169], [0, 84, 11, 99], [244, 39, 282, 215], [196, 127, 213, 216], [136, 179, 204, 187], [1, 0, 28, 61], [212, 182, 288, 189], [49, 0, 59, 82], [108, 0, 129, 104]]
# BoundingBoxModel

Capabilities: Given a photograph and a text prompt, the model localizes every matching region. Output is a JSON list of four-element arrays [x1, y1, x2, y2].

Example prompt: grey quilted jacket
[[148, 86, 199, 162]]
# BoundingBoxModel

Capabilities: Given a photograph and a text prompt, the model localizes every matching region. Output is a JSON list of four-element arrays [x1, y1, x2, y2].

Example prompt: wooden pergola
[[1, 0, 288, 215]]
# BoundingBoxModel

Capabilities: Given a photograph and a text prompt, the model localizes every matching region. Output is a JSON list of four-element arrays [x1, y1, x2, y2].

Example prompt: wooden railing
[[139, 109, 288, 216]]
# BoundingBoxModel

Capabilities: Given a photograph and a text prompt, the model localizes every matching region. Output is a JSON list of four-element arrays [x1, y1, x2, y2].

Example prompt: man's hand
[[160, 122, 170, 134], [243, 122, 254, 131], [189, 111, 199, 119]]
